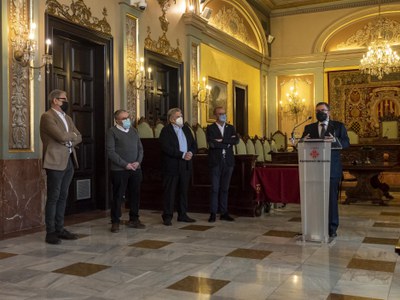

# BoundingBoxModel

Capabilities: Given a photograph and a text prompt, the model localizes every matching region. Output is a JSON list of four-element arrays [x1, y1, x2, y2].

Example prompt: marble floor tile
[[167, 275, 230, 295], [0, 252, 17, 260], [129, 239, 173, 249], [263, 230, 300, 238], [53, 262, 111, 277], [179, 225, 214, 231], [226, 248, 272, 259], [327, 293, 383, 300], [347, 258, 396, 273]]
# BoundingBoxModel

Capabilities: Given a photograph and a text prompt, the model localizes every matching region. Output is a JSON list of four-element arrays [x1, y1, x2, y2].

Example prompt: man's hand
[[214, 138, 222, 142], [126, 162, 140, 170], [303, 133, 310, 139], [184, 151, 193, 161]]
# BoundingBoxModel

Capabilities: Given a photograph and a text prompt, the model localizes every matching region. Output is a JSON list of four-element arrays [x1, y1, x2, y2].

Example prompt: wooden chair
[[235, 136, 247, 154], [154, 121, 164, 138], [271, 130, 287, 152], [245, 136, 256, 155], [380, 114, 399, 139], [193, 124, 208, 153], [262, 139, 272, 162], [253, 136, 265, 162], [137, 118, 154, 138], [347, 130, 359, 144]]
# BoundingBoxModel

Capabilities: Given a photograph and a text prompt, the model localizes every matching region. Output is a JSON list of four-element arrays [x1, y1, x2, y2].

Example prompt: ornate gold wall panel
[[328, 70, 400, 138], [8, 0, 31, 150], [46, 0, 111, 35], [126, 14, 138, 119]]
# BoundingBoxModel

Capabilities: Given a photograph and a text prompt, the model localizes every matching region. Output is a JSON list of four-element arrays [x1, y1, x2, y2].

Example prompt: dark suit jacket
[[206, 123, 239, 167], [40, 109, 82, 170], [159, 124, 197, 175], [302, 120, 350, 178]]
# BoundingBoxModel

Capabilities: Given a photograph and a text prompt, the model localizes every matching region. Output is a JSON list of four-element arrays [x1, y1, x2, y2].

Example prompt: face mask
[[218, 114, 227, 123], [316, 111, 328, 122], [122, 119, 131, 129], [60, 101, 69, 112], [175, 116, 183, 127]]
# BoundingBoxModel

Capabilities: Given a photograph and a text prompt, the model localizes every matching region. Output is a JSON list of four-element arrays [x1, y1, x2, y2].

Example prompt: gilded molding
[[210, 6, 255, 50], [8, 0, 31, 150], [126, 15, 138, 119], [191, 43, 199, 124], [145, 0, 182, 61], [46, 0, 111, 35], [337, 17, 400, 50]]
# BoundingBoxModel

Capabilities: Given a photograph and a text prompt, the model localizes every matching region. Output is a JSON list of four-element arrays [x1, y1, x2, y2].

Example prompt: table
[[251, 164, 300, 207], [343, 162, 398, 205]]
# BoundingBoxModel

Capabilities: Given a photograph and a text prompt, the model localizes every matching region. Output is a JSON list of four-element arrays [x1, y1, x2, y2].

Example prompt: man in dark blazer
[[206, 106, 239, 222], [40, 89, 82, 244], [159, 108, 197, 226], [301, 101, 350, 238]]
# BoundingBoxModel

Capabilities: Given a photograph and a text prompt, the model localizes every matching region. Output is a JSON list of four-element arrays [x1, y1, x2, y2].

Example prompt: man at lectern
[[301, 102, 350, 238]]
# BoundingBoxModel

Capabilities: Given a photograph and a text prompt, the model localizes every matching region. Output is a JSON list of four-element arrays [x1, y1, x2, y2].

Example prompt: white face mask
[[175, 116, 183, 127]]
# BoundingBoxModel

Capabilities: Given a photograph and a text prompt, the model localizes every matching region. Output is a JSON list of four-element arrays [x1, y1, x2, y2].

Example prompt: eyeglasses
[[57, 97, 68, 102], [119, 117, 129, 121]]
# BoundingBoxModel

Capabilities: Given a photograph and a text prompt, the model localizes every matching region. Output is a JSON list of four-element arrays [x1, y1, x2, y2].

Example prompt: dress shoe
[[220, 213, 234, 221], [111, 223, 119, 233], [163, 219, 172, 226], [57, 229, 78, 240], [127, 219, 146, 229], [177, 215, 196, 223], [208, 213, 216, 223], [329, 232, 337, 238], [45, 232, 61, 245]]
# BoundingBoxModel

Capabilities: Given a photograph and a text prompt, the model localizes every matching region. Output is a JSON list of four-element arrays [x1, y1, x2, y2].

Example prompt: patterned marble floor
[[0, 196, 400, 300]]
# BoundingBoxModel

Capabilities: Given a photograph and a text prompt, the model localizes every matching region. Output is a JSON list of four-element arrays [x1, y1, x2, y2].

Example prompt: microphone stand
[[290, 116, 312, 150]]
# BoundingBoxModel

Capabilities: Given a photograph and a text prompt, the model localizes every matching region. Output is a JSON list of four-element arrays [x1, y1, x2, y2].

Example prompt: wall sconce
[[11, 7, 53, 80], [128, 57, 154, 91], [193, 76, 211, 104]]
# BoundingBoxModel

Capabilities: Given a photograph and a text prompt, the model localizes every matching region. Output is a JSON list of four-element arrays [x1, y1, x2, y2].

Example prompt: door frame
[[45, 14, 114, 211], [233, 80, 248, 136]]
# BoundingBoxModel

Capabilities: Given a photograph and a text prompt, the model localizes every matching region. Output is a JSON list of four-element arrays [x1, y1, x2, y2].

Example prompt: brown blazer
[[40, 109, 82, 170]]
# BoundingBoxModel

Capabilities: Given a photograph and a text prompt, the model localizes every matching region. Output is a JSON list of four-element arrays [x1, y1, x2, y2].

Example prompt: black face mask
[[316, 111, 328, 122], [60, 101, 69, 112]]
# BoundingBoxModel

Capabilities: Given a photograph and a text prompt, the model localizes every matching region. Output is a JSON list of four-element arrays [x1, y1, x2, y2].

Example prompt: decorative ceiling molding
[[144, 0, 182, 61], [210, 6, 256, 50], [337, 17, 400, 50], [46, 0, 111, 35]]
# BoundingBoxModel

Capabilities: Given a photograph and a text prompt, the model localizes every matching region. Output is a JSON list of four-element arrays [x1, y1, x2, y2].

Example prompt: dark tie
[[320, 123, 326, 139]]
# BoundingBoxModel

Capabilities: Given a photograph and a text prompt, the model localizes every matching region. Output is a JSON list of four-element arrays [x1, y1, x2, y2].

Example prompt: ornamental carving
[[9, 0, 30, 150], [209, 6, 254, 50], [126, 15, 138, 119], [337, 17, 400, 49], [145, 0, 182, 61], [46, 0, 111, 35]]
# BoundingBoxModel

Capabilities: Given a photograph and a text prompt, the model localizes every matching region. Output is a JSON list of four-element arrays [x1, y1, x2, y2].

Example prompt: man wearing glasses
[[106, 109, 145, 233], [301, 102, 350, 238], [40, 89, 82, 244]]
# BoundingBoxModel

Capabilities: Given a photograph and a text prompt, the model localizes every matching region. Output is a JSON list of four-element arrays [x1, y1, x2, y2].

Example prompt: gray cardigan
[[106, 126, 144, 171]]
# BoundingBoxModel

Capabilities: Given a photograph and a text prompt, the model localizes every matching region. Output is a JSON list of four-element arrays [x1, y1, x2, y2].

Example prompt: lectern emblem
[[310, 149, 319, 159]]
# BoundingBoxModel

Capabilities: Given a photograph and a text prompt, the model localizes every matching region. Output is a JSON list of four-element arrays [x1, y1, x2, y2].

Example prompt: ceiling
[[247, 0, 399, 16]]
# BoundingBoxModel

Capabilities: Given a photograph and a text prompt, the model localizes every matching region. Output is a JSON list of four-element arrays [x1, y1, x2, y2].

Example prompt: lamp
[[11, 0, 53, 80], [359, 2, 400, 80], [128, 57, 154, 91], [267, 34, 275, 44], [279, 79, 306, 124], [193, 76, 211, 104]]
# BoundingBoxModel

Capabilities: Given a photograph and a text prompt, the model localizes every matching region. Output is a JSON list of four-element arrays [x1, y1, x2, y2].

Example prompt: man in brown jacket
[[40, 89, 82, 244]]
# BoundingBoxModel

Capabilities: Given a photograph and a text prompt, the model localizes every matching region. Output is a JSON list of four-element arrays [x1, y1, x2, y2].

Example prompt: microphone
[[291, 116, 312, 139]]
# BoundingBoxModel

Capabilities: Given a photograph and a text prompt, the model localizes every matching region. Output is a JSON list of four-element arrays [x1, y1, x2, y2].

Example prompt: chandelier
[[280, 82, 306, 123], [359, 4, 400, 80]]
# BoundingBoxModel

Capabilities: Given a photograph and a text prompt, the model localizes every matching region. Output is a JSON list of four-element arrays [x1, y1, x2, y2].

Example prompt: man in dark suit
[[40, 89, 82, 244], [206, 106, 239, 222], [301, 101, 350, 238], [159, 108, 197, 226]]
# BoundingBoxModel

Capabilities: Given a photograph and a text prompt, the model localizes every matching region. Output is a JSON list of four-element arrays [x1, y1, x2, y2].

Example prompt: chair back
[[137, 118, 154, 138], [271, 130, 287, 151], [347, 130, 359, 144], [193, 124, 208, 152], [245, 137, 256, 155], [263, 139, 272, 162], [235, 137, 247, 154], [154, 122, 164, 138], [254, 137, 265, 162]]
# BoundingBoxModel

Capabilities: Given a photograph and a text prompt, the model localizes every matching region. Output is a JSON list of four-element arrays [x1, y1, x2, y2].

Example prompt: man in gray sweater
[[106, 109, 145, 233]]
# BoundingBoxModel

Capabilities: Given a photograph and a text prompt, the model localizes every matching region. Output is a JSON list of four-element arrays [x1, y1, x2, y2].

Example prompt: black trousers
[[110, 169, 142, 224], [162, 160, 191, 221], [209, 158, 234, 215]]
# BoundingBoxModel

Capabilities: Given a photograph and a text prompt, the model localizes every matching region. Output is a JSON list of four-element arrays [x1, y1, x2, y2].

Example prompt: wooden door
[[46, 15, 113, 213]]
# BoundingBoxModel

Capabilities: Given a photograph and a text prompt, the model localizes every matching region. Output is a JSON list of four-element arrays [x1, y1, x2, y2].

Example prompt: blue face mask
[[122, 119, 131, 129], [218, 114, 227, 123]]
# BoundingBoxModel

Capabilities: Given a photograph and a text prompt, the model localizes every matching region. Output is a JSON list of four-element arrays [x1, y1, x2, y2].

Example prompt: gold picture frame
[[206, 77, 228, 123]]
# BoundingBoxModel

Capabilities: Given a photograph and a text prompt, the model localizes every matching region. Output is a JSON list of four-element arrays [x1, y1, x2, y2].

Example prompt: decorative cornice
[[46, 0, 111, 35]]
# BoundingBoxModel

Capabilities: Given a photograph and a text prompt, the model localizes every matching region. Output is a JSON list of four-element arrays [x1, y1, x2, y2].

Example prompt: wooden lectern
[[297, 140, 332, 243]]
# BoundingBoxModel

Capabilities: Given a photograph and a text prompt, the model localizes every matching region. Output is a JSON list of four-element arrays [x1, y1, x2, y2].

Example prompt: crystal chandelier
[[279, 80, 306, 124], [359, 3, 400, 80]]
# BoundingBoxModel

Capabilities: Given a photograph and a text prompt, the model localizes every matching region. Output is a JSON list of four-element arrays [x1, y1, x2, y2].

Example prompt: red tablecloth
[[251, 166, 300, 204]]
